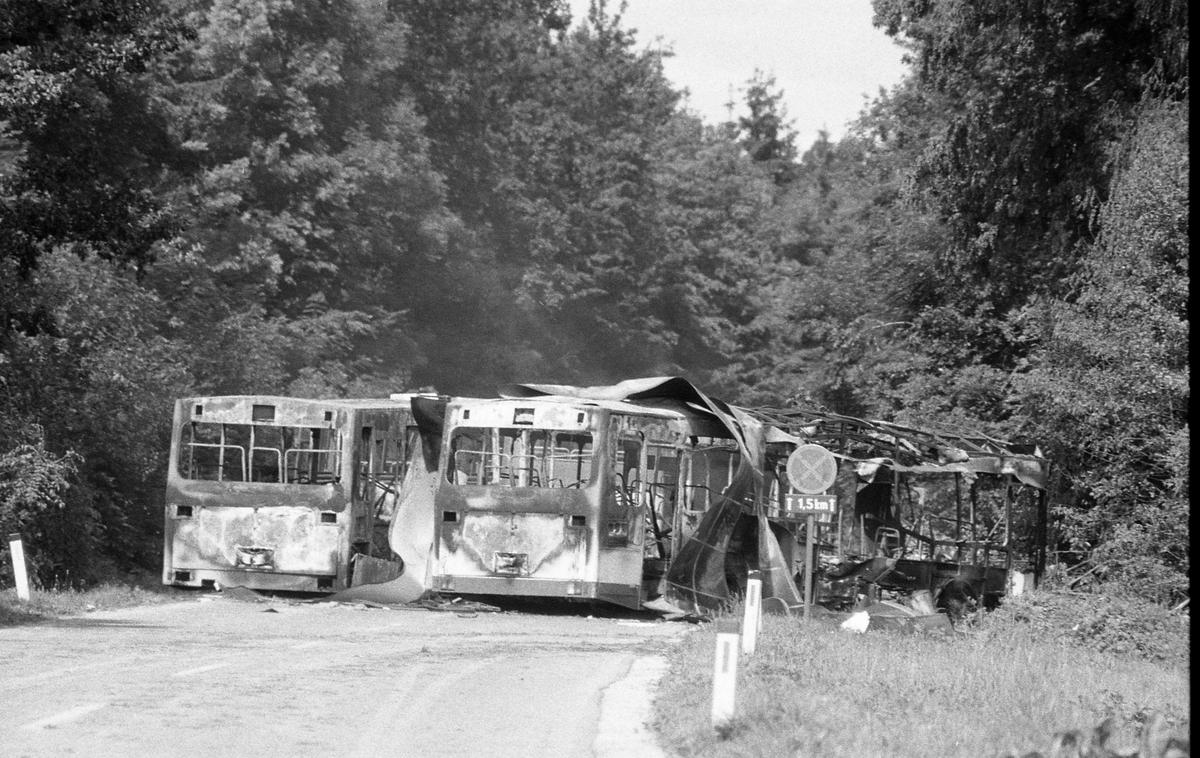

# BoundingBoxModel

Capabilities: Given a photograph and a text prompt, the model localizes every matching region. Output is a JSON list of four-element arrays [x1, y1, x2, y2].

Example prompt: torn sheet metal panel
[[382, 438, 439, 592], [662, 465, 750, 612], [755, 511, 805, 611], [326, 434, 442, 604], [350, 553, 404, 585], [852, 456, 1047, 489], [744, 405, 1051, 489], [501, 377, 757, 460]]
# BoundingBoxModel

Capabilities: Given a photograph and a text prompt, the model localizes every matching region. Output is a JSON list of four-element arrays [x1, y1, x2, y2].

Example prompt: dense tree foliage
[[1, 0, 191, 582], [1020, 98, 1188, 603], [153, 0, 456, 397], [0, 0, 187, 275], [0, 0, 1187, 601]]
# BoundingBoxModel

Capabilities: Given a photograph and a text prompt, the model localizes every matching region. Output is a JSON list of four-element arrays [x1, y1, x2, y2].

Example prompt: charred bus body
[[428, 393, 739, 610], [163, 395, 421, 592], [421, 382, 1051, 618], [750, 406, 1051, 616], [162, 381, 1052, 618]]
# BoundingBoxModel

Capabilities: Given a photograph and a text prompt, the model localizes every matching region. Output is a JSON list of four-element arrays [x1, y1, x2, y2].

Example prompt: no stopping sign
[[785, 443, 838, 494]]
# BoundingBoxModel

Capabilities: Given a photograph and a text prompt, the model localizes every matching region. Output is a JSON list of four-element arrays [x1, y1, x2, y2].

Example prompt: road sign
[[785, 444, 838, 494], [783, 493, 837, 520]]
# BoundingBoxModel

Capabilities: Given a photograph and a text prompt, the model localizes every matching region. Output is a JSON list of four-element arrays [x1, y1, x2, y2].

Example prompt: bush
[[981, 590, 1189, 666], [0, 424, 86, 588]]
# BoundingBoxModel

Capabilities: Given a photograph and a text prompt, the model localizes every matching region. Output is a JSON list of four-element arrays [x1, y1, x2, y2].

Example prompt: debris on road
[[837, 600, 954, 635]]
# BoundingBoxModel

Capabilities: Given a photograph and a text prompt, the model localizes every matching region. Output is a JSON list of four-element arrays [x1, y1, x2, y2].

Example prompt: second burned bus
[[428, 394, 740, 610], [163, 395, 422, 592]]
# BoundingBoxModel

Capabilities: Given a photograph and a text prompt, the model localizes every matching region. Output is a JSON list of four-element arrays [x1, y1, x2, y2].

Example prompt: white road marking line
[[20, 702, 108, 731], [2, 657, 139, 688], [171, 662, 231, 678]]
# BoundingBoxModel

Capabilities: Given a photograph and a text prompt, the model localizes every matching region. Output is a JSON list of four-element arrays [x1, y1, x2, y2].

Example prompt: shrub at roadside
[[0, 423, 86, 588], [979, 590, 1189, 666]]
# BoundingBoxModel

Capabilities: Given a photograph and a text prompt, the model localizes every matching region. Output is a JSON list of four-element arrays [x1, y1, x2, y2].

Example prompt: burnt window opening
[[356, 426, 417, 508], [644, 442, 681, 558], [681, 442, 739, 514], [447, 427, 594, 488], [178, 421, 341, 484], [513, 407, 535, 425], [613, 434, 643, 512]]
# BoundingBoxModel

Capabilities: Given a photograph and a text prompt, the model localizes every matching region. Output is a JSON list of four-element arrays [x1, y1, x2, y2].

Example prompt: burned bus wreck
[[746, 406, 1051, 618], [396, 380, 1051, 618], [267, 377, 1050, 621], [415, 380, 743, 610], [163, 395, 424, 592]]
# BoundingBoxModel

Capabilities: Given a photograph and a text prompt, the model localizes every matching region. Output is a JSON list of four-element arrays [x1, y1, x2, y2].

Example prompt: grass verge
[[0, 580, 187, 627], [652, 592, 1189, 758]]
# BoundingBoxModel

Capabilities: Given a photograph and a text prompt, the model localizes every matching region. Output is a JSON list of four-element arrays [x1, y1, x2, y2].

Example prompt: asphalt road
[[1, 593, 692, 757]]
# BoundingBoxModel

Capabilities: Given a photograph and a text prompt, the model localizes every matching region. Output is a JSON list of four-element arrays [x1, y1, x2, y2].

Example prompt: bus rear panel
[[431, 397, 702, 610], [163, 396, 415, 592]]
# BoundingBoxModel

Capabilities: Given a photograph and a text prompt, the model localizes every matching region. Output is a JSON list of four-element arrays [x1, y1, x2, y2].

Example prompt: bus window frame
[[178, 419, 342, 485], [445, 425, 597, 489]]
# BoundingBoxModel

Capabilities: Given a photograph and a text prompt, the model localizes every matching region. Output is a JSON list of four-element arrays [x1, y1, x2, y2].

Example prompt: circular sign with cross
[[786, 443, 838, 494]]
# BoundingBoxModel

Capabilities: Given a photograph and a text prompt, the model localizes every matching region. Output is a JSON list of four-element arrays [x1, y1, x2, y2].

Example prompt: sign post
[[784, 444, 839, 621], [803, 514, 814, 619], [780, 495, 837, 619]]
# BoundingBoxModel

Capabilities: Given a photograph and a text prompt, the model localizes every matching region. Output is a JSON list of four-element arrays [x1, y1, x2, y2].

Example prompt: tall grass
[[0, 582, 183, 626], [652, 593, 1189, 757]]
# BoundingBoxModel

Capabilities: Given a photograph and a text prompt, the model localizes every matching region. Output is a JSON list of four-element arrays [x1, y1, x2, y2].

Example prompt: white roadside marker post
[[711, 622, 739, 734], [741, 573, 762, 655], [8, 533, 31, 601]]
